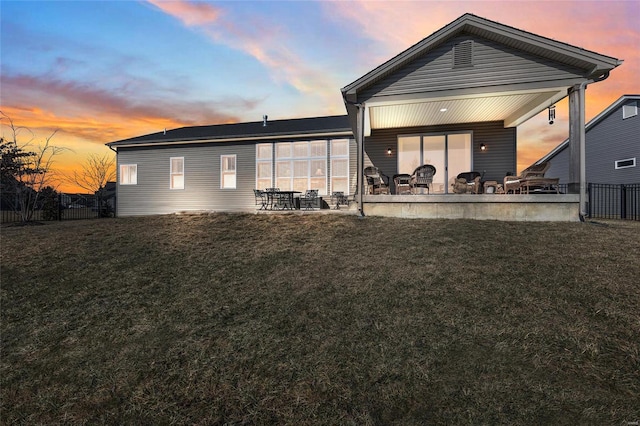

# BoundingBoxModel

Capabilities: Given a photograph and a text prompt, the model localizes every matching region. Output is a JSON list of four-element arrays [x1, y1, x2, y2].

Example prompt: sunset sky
[[1, 0, 638, 193]]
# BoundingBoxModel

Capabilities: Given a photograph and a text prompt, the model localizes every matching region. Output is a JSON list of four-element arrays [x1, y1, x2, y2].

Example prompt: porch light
[[439, 108, 448, 112], [387, 147, 393, 156], [548, 105, 555, 125], [480, 143, 487, 151]]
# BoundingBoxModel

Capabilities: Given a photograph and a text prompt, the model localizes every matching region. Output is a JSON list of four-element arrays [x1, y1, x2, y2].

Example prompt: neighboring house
[[93, 181, 116, 213], [535, 95, 640, 184], [107, 13, 621, 220]]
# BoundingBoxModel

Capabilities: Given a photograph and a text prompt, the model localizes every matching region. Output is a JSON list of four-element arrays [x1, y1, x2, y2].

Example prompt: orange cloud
[[1, 71, 248, 193]]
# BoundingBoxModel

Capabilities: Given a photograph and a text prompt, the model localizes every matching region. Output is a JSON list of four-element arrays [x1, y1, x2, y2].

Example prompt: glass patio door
[[398, 132, 472, 194], [422, 135, 446, 193], [446, 133, 472, 193]]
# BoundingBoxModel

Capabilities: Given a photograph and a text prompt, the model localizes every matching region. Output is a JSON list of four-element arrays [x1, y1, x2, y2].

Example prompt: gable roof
[[342, 13, 622, 99], [107, 115, 352, 148], [341, 13, 623, 134], [535, 94, 640, 164]]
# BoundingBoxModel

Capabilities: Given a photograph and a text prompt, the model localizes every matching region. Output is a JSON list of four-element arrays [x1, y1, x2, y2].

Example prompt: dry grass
[[2, 213, 639, 424]]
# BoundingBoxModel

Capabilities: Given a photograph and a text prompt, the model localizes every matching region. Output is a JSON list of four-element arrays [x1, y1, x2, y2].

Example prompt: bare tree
[[1, 112, 65, 222], [66, 153, 116, 216]]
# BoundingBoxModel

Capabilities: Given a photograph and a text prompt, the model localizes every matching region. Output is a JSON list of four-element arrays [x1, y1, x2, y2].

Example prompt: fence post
[[587, 182, 593, 218], [58, 193, 63, 221], [620, 184, 627, 220]]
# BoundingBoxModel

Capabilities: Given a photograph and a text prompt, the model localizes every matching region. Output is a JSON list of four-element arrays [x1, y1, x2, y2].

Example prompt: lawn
[[2, 214, 639, 424]]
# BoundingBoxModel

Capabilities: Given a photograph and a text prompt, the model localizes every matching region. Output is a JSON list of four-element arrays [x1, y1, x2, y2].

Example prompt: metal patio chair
[[331, 191, 348, 209], [300, 189, 319, 210], [253, 189, 268, 210]]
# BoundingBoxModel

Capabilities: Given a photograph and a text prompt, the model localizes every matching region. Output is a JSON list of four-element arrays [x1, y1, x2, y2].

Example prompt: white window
[[615, 157, 636, 169], [170, 157, 184, 189], [221, 155, 236, 189], [330, 139, 350, 194], [275, 141, 327, 194], [256, 144, 272, 189], [623, 102, 638, 119], [120, 164, 137, 185]]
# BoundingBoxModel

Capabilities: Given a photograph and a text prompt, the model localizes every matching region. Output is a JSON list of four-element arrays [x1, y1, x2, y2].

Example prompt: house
[[535, 95, 639, 184], [107, 13, 622, 221], [107, 116, 354, 216]]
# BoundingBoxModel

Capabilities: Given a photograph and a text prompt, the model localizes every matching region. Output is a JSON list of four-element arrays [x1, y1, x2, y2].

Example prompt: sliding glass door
[[398, 132, 472, 194]]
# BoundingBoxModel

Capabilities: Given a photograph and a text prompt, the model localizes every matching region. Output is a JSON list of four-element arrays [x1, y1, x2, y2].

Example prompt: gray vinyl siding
[[359, 34, 585, 102], [585, 101, 639, 184], [546, 100, 640, 184], [116, 137, 357, 216], [364, 121, 516, 192], [545, 149, 570, 183], [349, 138, 358, 196], [116, 143, 257, 216]]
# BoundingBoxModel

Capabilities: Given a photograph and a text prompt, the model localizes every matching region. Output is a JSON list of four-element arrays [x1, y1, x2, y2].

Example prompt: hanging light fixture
[[548, 105, 556, 125]]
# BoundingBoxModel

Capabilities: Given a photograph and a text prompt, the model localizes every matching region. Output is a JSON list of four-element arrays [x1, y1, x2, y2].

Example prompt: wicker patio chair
[[393, 174, 412, 195], [363, 166, 390, 195], [410, 164, 436, 194], [452, 171, 482, 194], [503, 162, 559, 194]]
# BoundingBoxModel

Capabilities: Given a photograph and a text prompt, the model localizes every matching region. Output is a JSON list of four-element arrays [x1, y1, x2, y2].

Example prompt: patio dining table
[[264, 190, 301, 210]]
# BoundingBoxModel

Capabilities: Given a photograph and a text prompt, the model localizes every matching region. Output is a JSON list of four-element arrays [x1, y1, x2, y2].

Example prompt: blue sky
[[1, 1, 638, 191]]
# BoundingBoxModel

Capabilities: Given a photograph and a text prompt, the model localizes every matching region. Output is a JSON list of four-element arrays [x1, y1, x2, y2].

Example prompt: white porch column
[[568, 84, 587, 219]]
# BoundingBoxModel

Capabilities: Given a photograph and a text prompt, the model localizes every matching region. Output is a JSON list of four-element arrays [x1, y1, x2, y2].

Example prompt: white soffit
[[368, 90, 564, 130]]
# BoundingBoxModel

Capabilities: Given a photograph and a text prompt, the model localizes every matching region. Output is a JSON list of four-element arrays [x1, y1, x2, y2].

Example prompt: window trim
[[221, 154, 237, 189], [170, 157, 184, 190], [615, 157, 636, 170], [119, 164, 137, 185]]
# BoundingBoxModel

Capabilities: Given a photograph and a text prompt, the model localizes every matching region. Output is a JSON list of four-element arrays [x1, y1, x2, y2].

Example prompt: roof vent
[[453, 40, 473, 68], [263, 115, 268, 127]]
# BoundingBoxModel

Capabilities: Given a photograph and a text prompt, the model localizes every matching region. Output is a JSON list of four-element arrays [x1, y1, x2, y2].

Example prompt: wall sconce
[[387, 147, 393, 156], [480, 143, 487, 151]]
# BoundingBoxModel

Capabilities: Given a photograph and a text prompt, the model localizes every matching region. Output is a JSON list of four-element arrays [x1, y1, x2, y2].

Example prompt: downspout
[[357, 103, 366, 217], [575, 71, 609, 221], [107, 144, 118, 217]]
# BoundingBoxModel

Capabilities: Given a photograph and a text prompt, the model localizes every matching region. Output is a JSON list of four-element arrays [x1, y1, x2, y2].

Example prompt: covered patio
[[342, 14, 622, 221]]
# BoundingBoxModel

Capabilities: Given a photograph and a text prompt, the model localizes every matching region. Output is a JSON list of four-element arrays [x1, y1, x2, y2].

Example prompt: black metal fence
[[588, 183, 640, 221], [1, 192, 115, 224]]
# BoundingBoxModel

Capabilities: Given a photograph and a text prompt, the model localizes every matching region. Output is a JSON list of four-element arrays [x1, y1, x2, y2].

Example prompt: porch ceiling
[[365, 88, 566, 133]]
